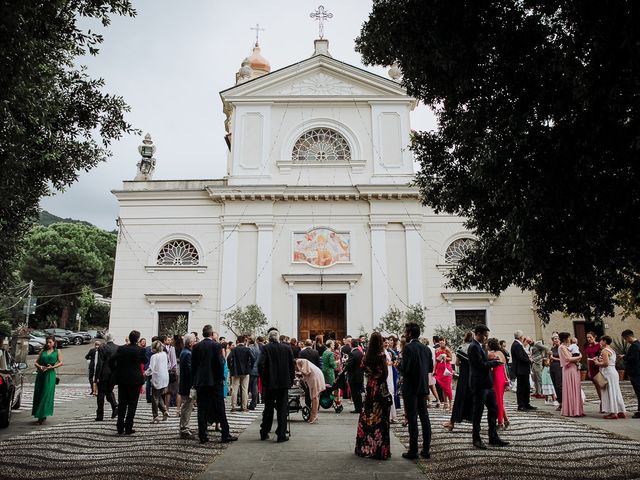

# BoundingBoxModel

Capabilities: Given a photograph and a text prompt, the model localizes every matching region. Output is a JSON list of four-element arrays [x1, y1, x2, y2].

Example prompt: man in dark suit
[[399, 322, 433, 460], [344, 338, 364, 413], [510, 330, 536, 411], [109, 330, 147, 435], [258, 328, 295, 442], [192, 325, 237, 444], [94, 333, 117, 421], [468, 325, 509, 449], [228, 335, 253, 412], [298, 339, 321, 368]]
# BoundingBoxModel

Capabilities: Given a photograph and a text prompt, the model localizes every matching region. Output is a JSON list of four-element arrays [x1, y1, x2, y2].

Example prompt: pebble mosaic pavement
[[1, 396, 263, 480], [1, 382, 638, 479], [392, 383, 640, 480]]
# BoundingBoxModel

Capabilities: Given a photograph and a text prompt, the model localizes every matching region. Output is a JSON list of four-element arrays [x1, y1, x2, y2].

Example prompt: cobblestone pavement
[[393, 383, 640, 480], [1, 398, 263, 480], [16, 383, 92, 413]]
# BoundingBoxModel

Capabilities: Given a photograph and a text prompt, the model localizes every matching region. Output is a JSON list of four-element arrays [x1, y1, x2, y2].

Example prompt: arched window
[[291, 128, 351, 163], [444, 238, 475, 264], [157, 239, 200, 266]]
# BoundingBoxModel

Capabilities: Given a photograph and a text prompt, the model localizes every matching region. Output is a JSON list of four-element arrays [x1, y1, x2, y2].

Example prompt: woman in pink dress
[[488, 338, 510, 429], [559, 331, 584, 417], [434, 338, 453, 412], [296, 358, 325, 424]]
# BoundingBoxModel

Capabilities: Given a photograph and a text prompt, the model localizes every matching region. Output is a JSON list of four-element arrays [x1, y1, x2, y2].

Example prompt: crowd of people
[[29, 323, 640, 461]]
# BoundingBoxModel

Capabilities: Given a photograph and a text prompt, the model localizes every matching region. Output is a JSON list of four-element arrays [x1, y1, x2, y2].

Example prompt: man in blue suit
[[468, 324, 509, 449], [192, 325, 237, 444]]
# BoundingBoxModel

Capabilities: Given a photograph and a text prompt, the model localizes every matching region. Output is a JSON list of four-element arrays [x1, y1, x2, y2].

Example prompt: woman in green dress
[[32, 336, 62, 424]]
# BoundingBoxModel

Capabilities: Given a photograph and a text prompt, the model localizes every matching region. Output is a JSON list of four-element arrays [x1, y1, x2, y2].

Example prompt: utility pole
[[25, 280, 33, 328]]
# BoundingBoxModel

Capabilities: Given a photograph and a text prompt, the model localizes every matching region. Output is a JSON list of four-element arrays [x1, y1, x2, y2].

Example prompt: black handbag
[[379, 381, 393, 407]]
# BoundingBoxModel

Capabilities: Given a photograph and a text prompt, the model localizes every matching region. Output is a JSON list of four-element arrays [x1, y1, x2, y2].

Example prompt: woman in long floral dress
[[355, 332, 391, 460]]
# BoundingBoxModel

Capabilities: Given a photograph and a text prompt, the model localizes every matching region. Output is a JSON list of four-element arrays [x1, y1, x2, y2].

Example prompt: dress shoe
[[260, 432, 270, 441], [117, 430, 124, 435], [220, 435, 238, 443], [419, 450, 430, 459], [180, 431, 195, 440], [199, 438, 209, 444], [94, 417, 103, 422], [402, 452, 418, 460], [524, 405, 537, 410], [276, 436, 289, 443], [111, 409, 118, 419], [489, 438, 509, 447], [124, 430, 135, 435], [473, 440, 488, 450]]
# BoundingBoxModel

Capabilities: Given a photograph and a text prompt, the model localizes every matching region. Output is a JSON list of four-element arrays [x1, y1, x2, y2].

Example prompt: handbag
[[593, 371, 608, 390], [443, 367, 453, 377], [379, 381, 393, 407], [55, 376, 60, 385]]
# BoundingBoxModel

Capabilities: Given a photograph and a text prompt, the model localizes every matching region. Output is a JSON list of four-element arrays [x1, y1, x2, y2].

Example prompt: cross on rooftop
[[310, 5, 333, 39], [250, 23, 265, 46]]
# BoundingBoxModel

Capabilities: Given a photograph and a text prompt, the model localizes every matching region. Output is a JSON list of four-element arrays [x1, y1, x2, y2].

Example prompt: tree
[[222, 304, 268, 339], [19, 223, 116, 328], [433, 325, 467, 352], [376, 303, 426, 338], [0, 0, 136, 292], [356, 1, 640, 322]]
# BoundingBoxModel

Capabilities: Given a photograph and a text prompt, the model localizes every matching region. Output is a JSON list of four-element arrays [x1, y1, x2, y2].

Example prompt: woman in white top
[[383, 338, 397, 422], [593, 335, 626, 419], [146, 340, 169, 423]]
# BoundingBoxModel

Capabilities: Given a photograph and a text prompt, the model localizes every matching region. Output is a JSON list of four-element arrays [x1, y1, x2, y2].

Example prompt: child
[[541, 357, 558, 406], [568, 338, 581, 357]]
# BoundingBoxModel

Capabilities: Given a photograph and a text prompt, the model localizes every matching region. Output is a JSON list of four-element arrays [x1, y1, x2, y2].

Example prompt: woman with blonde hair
[[146, 340, 169, 423]]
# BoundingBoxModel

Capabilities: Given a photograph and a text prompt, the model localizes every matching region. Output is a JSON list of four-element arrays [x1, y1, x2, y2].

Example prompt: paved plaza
[[1, 346, 638, 479]]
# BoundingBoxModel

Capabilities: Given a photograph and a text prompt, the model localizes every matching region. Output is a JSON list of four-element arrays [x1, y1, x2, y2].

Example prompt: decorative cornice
[[206, 184, 421, 203], [441, 292, 496, 304], [282, 273, 362, 287], [144, 294, 203, 305], [145, 265, 207, 273]]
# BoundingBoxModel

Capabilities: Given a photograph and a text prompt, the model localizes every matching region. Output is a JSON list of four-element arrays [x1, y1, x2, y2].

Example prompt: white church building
[[108, 36, 537, 342]]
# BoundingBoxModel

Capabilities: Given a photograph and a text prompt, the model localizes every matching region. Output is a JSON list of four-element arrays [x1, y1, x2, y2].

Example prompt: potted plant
[[612, 337, 629, 381]]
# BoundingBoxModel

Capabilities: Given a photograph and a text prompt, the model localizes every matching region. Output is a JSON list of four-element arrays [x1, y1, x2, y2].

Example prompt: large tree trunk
[[59, 303, 70, 329]]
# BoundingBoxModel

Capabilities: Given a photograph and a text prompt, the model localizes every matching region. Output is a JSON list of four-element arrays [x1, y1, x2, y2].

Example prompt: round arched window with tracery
[[444, 238, 475, 264], [292, 128, 351, 163], [157, 240, 200, 266]]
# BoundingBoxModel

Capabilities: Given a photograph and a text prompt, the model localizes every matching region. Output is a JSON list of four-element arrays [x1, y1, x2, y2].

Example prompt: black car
[[45, 329, 87, 345], [32, 330, 69, 349], [0, 349, 26, 428]]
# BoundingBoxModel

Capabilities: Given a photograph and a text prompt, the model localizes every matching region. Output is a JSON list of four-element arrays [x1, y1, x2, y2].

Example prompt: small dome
[[247, 43, 270, 73]]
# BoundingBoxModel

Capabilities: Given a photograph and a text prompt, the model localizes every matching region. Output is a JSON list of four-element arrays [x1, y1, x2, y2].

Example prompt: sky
[[40, 0, 437, 230]]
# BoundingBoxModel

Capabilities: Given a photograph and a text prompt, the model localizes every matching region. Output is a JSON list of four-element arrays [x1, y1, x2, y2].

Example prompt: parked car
[[87, 330, 105, 339], [77, 331, 92, 342], [44, 329, 86, 345], [31, 330, 69, 349], [28, 338, 44, 355], [0, 348, 26, 428]]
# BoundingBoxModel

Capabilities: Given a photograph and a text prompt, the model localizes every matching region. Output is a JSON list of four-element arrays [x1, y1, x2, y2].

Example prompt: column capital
[[221, 222, 239, 232], [256, 222, 275, 231], [369, 222, 387, 231], [402, 221, 422, 230]]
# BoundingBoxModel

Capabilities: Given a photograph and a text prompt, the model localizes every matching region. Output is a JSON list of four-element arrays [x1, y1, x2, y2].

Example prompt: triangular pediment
[[220, 54, 411, 101]]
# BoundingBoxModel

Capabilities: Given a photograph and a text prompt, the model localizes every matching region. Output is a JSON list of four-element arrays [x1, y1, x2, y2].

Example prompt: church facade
[[108, 39, 537, 342]]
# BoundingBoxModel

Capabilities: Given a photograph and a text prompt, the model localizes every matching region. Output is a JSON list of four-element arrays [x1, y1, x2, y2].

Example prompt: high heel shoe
[[309, 416, 319, 424], [442, 421, 454, 431], [504, 419, 510, 429]]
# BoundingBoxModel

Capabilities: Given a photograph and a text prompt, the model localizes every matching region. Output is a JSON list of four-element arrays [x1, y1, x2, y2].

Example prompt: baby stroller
[[288, 378, 311, 422], [300, 376, 344, 416]]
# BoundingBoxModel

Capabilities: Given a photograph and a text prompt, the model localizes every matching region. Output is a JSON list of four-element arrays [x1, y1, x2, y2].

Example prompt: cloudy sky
[[40, 0, 437, 230]]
